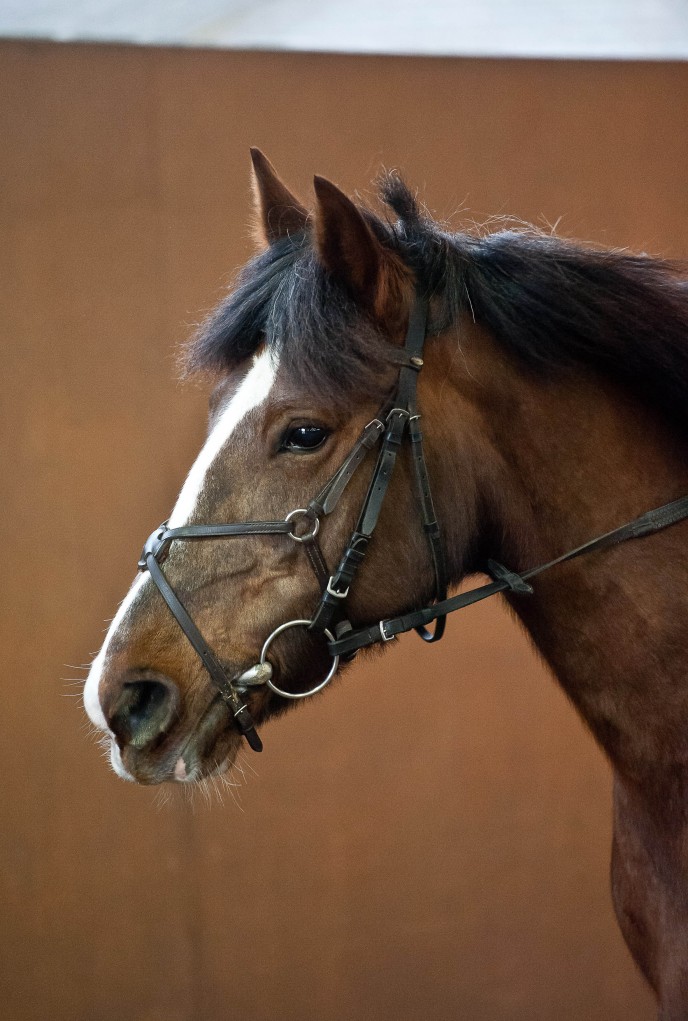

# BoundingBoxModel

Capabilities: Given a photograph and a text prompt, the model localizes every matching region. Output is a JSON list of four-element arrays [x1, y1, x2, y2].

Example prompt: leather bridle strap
[[401, 298, 449, 641], [143, 551, 264, 752], [138, 514, 331, 753], [309, 418, 386, 516], [408, 412, 447, 642], [307, 407, 408, 636], [143, 520, 292, 550], [328, 493, 688, 658], [308, 291, 447, 640]]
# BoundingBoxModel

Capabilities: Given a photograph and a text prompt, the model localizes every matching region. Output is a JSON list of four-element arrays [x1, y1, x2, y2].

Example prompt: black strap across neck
[[326, 493, 688, 658], [137, 288, 688, 753]]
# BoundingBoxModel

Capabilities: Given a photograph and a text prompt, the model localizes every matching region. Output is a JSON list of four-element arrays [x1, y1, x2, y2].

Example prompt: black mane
[[188, 175, 688, 430], [188, 232, 397, 403]]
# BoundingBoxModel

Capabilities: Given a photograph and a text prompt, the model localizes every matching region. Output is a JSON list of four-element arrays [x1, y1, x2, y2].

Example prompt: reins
[[327, 492, 688, 658], [139, 292, 688, 753]]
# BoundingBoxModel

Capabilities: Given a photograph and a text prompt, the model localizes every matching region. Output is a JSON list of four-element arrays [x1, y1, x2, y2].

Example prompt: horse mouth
[[110, 691, 244, 785]]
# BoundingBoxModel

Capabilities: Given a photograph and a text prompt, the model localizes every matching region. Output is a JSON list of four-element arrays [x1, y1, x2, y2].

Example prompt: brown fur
[[435, 322, 688, 1013]]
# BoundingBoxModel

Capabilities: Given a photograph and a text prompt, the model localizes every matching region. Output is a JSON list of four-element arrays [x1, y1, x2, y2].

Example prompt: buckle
[[386, 407, 410, 422], [363, 418, 385, 445], [379, 619, 395, 642], [326, 576, 350, 599]]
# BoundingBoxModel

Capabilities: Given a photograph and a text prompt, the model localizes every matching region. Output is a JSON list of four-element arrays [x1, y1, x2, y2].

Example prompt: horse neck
[[431, 319, 688, 783]]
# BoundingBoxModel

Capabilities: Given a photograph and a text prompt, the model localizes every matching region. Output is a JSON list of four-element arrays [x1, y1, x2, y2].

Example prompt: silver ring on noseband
[[285, 508, 320, 543], [260, 619, 339, 699]]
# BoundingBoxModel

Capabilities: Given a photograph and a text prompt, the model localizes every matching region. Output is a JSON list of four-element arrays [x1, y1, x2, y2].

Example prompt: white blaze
[[84, 350, 278, 743], [168, 350, 277, 528], [83, 573, 148, 732]]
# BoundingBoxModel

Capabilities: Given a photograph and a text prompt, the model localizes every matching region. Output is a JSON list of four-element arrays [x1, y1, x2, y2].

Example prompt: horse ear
[[250, 147, 309, 246], [313, 175, 396, 314]]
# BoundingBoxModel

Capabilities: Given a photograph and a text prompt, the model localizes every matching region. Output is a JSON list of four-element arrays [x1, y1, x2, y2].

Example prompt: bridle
[[139, 291, 688, 754]]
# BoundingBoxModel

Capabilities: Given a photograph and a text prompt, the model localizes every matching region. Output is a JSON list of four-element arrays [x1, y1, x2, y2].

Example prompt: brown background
[[3, 40, 687, 1020]]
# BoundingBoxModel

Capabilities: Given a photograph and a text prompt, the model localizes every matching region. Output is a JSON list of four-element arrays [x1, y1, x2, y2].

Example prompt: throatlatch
[[138, 290, 688, 753]]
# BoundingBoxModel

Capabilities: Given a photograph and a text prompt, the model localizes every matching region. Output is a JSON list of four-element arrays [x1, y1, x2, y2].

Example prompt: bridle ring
[[285, 508, 320, 543], [260, 619, 339, 699]]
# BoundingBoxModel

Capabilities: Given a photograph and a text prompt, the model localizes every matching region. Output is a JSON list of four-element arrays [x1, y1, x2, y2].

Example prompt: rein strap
[[327, 493, 688, 658]]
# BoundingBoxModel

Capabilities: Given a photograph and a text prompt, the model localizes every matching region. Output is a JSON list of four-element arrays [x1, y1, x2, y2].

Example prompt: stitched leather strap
[[309, 418, 385, 516], [328, 494, 688, 658], [309, 290, 448, 638], [139, 515, 331, 752], [408, 413, 447, 642], [144, 552, 263, 752], [309, 408, 410, 634]]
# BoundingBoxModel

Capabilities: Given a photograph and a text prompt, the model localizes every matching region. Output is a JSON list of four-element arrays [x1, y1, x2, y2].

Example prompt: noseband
[[139, 292, 688, 753]]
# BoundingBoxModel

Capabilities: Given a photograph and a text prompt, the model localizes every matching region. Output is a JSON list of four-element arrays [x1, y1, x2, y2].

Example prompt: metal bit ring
[[260, 619, 338, 699]]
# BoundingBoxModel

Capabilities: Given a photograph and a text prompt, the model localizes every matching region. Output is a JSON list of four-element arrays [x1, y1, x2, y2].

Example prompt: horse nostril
[[107, 676, 178, 749]]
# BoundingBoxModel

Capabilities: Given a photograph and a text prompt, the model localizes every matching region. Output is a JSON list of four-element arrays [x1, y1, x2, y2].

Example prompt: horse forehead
[[168, 351, 278, 528]]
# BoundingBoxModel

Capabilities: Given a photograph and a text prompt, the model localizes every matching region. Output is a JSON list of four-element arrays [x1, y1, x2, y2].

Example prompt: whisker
[[210, 765, 226, 808], [218, 768, 244, 812], [237, 750, 259, 779], [183, 782, 197, 812], [154, 786, 172, 811], [198, 776, 211, 808]]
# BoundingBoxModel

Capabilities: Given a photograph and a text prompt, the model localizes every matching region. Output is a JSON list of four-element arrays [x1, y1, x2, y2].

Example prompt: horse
[[84, 149, 688, 1015]]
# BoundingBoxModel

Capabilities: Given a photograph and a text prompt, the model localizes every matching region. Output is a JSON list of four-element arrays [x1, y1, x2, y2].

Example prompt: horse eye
[[281, 425, 330, 453]]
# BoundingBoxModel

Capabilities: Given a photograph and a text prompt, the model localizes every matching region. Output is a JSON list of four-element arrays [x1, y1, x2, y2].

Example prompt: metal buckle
[[379, 619, 395, 642], [362, 418, 385, 445], [285, 508, 320, 543], [326, 576, 349, 599], [386, 407, 409, 421], [259, 619, 339, 699]]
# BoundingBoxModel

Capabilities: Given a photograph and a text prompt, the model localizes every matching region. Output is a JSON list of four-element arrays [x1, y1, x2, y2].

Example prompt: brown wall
[[3, 39, 687, 1021]]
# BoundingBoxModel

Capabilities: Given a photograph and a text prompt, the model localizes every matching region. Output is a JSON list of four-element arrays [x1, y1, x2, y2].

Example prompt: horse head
[[84, 152, 483, 784]]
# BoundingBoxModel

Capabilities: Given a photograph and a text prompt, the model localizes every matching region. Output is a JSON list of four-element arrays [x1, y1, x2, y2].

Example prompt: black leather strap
[[521, 495, 688, 581], [309, 418, 385, 516], [139, 516, 330, 752], [144, 552, 263, 752], [408, 413, 447, 642], [309, 409, 410, 635], [139, 520, 293, 569], [328, 493, 688, 658], [309, 290, 447, 639]]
